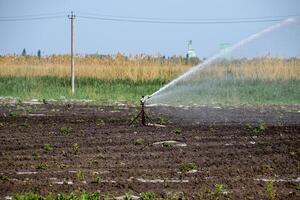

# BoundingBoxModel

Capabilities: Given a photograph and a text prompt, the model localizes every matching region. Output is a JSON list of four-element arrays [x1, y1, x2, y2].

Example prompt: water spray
[[147, 17, 300, 103]]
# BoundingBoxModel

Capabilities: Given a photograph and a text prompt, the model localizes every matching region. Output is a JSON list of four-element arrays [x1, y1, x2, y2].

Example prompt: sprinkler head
[[141, 95, 151, 103]]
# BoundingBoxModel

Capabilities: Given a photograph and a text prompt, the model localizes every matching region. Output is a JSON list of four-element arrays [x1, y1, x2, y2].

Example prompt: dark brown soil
[[0, 103, 299, 199]]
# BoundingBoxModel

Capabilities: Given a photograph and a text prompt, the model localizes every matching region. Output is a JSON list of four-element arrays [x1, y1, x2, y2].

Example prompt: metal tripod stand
[[129, 96, 150, 126]]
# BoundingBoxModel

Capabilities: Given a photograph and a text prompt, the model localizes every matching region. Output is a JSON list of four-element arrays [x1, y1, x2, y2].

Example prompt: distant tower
[[187, 40, 197, 59], [220, 43, 231, 59]]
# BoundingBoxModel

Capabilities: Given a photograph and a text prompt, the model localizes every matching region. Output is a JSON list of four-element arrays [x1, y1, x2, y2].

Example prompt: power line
[[0, 11, 298, 24], [77, 15, 293, 24], [0, 11, 67, 19], [76, 11, 299, 22], [0, 15, 66, 22]]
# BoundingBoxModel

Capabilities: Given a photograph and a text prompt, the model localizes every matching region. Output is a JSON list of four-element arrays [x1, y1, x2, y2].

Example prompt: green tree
[[37, 49, 41, 59], [21, 48, 27, 56]]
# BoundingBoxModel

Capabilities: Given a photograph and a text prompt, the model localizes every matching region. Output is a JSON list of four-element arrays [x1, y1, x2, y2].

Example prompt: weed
[[79, 192, 100, 200], [60, 126, 73, 134], [295, 183, 300, 198], [209, 127, 216, 133], [133, 138, 144, 146], [0, 175, 9, 181], [140, 192, 156, 200], [174, 128, 182, 134], [213, 184, 225, 199], [247, 120, 266, 135], [9, 111, 18, 117], [55, 192, 100, 200], [256, 120, 266, 133], [0, 122, 4, 127], [266, 180, 276, 200], [43, 144, 53, 152], [36, 163, 48, 170], [20, 121, 30, 128], [14, 192, 44, 200], [123, 192, 133, 200], [207, 184, 232, 200], [180, 162, 198, 173], [91, 176, 102, 184], [261, 163, 273, 171], [194, 188, 211, 200], [32, 151, 39, 158], [162, 142, 173, 148], [76, 170, 85, 180], [96, 119, 105, 126], [245, 123, 252, 129], [72, 143, 80, 154], [10, 123, 17, 128], [56, 193, 73, 200], [89, 159, 98, 165], [165, 192, 184, 200], [158, 117, 166, 125]]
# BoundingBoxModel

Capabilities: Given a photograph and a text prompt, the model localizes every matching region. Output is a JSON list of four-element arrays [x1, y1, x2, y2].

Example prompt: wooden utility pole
[[68, 11, 75, 94]]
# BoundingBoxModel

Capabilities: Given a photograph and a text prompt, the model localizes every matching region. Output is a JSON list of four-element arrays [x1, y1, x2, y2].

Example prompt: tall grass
[[0, 54, 191, 81]]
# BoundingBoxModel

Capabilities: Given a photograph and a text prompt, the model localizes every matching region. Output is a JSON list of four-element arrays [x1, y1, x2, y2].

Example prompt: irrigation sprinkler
[[129, 95, 151, 126]]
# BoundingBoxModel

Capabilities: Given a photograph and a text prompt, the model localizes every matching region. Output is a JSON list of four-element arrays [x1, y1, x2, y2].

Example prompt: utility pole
[[68, 11, 75, 94]]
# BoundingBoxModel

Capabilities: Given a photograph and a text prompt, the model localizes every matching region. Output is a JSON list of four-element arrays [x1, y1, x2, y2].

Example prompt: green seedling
[[296, 183, 300, 197], [140, 191, 156, 200], [72, 143, 80, 154], [214, 184, 225, 199], [43, 144, 53, 152], [246, 120, 266, 135], [162, 142, 173, 148], [60, 126, 73, 134], [91, 176, 102, 184], [0, 175, 9, 181], [76, 170, 85, 180], [133, 138, 144, 145], [165, 192, 184, 200], [79, 192, 100, 200], [208, 184, 232, 200], [266, 180, 276, 200], [180, 162, 198, 172], [96, 119, 105, 126], [36, 163, 48, 170], [8, 111, 18, 117], [14, 192, 44, 200], [10, 123, 17, 128], [123, 192, 133, 200], [174, 128, 182, 134], [209, 127, 216, 133], [158, 117, 166, 125], [32, 151, 39, 158], [20, 121, 30, 128], [89, 159, 98, 165]]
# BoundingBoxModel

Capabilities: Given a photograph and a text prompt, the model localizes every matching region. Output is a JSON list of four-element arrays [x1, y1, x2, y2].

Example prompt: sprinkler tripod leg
[[128, 96, 149, 126], [128, 110, 142, 126]]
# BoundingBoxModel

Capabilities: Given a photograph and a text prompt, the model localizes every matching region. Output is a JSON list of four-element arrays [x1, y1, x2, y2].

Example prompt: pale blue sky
[[0, 0, 299, 58]]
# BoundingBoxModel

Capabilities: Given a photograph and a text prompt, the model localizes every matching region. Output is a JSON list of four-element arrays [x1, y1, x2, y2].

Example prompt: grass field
[[0, 76, 165, 104], [0, 55, 299, 105]]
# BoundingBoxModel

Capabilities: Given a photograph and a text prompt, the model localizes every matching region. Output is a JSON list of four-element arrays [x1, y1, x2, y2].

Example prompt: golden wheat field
[[0, 55, 299, 81]]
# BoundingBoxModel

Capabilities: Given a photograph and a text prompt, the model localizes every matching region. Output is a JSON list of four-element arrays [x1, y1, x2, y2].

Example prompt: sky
[[0, 0, 299, 58]]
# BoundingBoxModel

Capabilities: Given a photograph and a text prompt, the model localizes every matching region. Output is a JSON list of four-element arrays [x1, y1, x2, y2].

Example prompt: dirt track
[[0, 103, 299, 199]]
